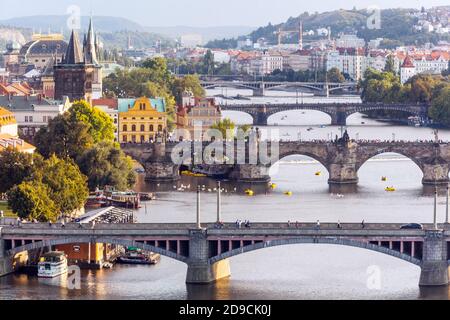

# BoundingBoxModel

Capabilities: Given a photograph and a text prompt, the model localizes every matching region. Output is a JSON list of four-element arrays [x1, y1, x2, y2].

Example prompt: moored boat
[[116, 248, 160, 265], [38, 252, 68, 278]]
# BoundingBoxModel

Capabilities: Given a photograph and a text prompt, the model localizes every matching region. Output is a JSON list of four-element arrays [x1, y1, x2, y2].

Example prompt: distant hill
[[206, 8, 450, 48], [0, 26, 32, 53], [0, 16, 175, 50], [145, 25, 256, 43], [0, 15, 145, 33], [0, 15, 255, 41]]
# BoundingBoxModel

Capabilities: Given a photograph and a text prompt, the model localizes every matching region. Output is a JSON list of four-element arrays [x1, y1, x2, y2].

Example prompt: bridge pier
[[419, 230, 449, 287], [0, 235, 13, 277], [253, 106, 268, 126], [328, 163, 358, 191], [330, 112, 347, 126], [422, 163, 450, 188], [146, 142, 180, 182], [186, 229, 231, 284], [144, 161, 180, 182], [252, 87, 265, 97], [229, 164, 271, 183]]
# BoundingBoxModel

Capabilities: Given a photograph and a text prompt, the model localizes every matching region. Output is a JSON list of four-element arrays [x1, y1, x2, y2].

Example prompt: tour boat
[[37, 252, 68, 278], [245, 189, 254, 196], [270, 183, 277, 189], [315, 171, 321, 176], [117, 248, 161, 265], [108, 191, 141, 209], [385, 187, 396, 192], [284, 191, 293, 196]]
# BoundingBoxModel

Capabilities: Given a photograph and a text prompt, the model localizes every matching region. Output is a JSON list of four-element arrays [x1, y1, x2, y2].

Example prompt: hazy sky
[[1, 0, 449, 27]]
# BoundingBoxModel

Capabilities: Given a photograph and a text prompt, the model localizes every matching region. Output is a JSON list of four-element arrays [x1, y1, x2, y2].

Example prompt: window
[[131, 125, 136, 132], [158, 125, 163, 132], [150, 125, 154, 132], [123, 125, 127, 132], [140, 135, 145, 143], [123, 135, 127, 142], [140, 125, 145, 132], [29, 116, 33, 123]]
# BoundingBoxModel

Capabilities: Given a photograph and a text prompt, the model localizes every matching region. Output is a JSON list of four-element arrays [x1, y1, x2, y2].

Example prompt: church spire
[[64, 29, 83, 64], [84, 16, 99, 65]]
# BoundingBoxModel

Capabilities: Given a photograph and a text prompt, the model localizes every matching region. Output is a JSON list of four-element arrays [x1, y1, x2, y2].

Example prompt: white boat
[[38, 252, 68, 278]]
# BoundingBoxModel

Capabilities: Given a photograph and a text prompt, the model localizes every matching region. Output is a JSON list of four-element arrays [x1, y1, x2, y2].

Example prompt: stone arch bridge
[[219, 103, 429, 126], [200, 81, 357, 97], [121, 140, 450, 190], [0, 223, 449, 286]]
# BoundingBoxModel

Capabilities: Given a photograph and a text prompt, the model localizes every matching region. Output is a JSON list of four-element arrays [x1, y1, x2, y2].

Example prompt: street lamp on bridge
[[197, 186, 202, 229]]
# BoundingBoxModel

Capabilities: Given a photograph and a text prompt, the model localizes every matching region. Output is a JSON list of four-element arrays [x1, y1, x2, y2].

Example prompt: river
[[1, 89, 450, 300]]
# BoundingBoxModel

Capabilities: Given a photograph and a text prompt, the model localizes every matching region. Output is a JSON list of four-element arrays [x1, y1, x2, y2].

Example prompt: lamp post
[[434, 187, 438, 230], [217, 181, 222, 223], [196, 186, 201, 229], [446, 184, 449, 224]]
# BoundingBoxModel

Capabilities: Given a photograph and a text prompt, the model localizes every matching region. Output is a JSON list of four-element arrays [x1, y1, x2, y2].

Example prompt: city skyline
[[0, 0, 449, 27]]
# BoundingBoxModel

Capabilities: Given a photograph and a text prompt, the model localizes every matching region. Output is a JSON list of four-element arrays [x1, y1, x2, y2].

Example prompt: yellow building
[[0, 107, 35, 154], [118, 97, 167, 143]]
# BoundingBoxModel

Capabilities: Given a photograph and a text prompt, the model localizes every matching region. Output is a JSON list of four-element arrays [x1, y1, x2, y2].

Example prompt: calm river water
[[1, 90, 450, 300]]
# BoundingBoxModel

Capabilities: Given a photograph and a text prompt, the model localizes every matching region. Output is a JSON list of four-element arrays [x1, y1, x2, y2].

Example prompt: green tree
[[141, 57, 173, 85], [0, 148, 34, 193], [203, 50, 215, 75], [171, 75, 205, 105], [210, 118, 236, 139], [429, 85, 450, 126], [237, 124, 252, 140], [7, 181, 58, 222], [68, 100, 115, 143], [327, 68, 345, 83], [34, 114, 94, 160], [33, 155, 89, 216], [384, 55, 396, 74], [77, 142, 137, 191]]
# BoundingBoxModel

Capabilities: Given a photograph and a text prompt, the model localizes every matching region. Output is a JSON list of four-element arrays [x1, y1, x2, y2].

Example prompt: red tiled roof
[[402, 56, 415, 68]]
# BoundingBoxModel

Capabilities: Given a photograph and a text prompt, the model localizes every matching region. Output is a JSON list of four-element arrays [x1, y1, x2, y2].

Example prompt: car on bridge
[[400, 223, 423, 230]]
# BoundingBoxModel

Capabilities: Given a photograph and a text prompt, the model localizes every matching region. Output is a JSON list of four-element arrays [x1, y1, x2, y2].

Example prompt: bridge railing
[[1, 222, 444, 232]]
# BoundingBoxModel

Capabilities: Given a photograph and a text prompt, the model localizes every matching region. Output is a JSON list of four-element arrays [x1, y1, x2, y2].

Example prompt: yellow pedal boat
[[245, 189, 254, 196]]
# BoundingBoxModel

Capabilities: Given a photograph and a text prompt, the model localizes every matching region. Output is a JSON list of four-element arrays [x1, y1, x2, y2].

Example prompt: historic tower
[[54, 18, 102, 103]]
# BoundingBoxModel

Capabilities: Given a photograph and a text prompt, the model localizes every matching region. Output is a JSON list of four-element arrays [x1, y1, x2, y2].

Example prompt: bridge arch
[[209, 237, 421, 266], [6, 236, 189, 263], [265, 109, 332, 125], [202, 83, 259, 91], [264, 83, 323, 92], [356, 150, 425, 173], [271, 152, 330, 173], [345, 106, 425, 124]]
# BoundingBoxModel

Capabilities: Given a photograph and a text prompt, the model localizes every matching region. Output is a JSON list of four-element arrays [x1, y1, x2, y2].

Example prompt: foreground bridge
[[1, 223, 449, 286], [201, 81, 358, 97], [219, 103, 429, 126], [121, 140, 450, 190]]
